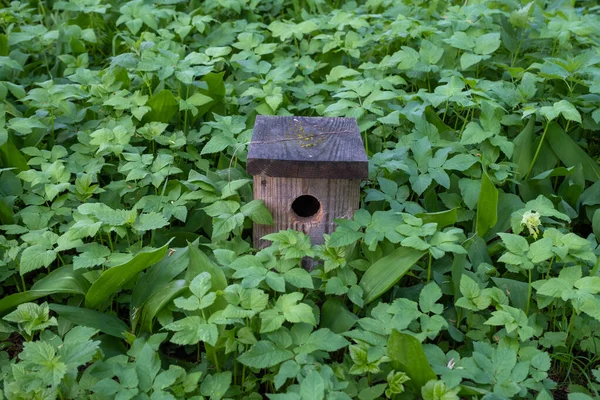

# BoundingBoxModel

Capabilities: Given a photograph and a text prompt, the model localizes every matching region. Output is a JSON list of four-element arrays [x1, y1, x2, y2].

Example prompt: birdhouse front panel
[[252, 176, 362, 249], [247, 116, 368, 249]]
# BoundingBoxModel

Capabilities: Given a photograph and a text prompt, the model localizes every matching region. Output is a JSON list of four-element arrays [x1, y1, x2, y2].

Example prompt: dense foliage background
[[2, 0, 600, 398]]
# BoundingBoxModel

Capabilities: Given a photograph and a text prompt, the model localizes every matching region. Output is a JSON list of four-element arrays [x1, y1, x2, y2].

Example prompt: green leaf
[[238, 340, 294, 369], [201, 372, 232, 400], [283, 268, 314, 289], [387, 330, 437, 391], [540, 100, 581, 123], [461, 122, 493, 146], [85, 244, 169, 309], [360, 247, 426, 304], [186, 92, 213, 107], [49, 304, 128, 338], [443, 154, 478, 171], [133, 212, 169, 233], [3, 302, 56, 336], [546, 122, 600, 182], [165, 316, 218, 346], [459, 274, 480, 299], [136, 343, 161, 392], [0, 266, 89, 314], [295, 328, 350, 354], [320, 298, 358, 333], [186, 243, 228, 313], [512, 118, 535, 180], [416, 209, 457, 229], [326, 66, 360, 83], [131, 245, 190, 315], [20, 245, 57, 275], [419, 283, 443, 314], [474, 32, 501, 55], [146, 90, 178, 122], [241, 199, 274, 225], [73, 243, 110, 270], [476, 171, 498, 237], [299, 371, 325, 400], [138, 279, 187, 332]]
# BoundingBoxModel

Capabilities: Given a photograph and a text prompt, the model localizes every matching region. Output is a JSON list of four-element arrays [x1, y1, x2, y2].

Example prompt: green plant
[[2, 0, 600, 398]]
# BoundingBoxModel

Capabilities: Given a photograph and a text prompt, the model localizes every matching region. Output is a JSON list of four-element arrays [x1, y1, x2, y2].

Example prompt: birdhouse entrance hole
[[291, 195, 320, 219]]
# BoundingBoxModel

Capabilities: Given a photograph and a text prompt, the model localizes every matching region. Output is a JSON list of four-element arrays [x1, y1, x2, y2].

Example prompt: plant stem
[[545, 256, 555, 279], [107, 231, 114, 252], [13, 275, 22, 292], [511, 33, 522, 67], [241, 345, 247, 391], [427, 253, 432, 283], [526, 269, 532, 315], [525, 122, 550, 180], [565, 310, 576, 345]]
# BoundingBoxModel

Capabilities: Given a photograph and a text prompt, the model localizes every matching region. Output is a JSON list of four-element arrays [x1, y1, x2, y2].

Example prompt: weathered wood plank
[[247, 116, 368, 179], [252, 175, 361, 249]]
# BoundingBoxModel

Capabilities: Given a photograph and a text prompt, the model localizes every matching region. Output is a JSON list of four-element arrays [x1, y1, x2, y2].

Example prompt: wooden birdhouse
[[247, 116, 368, 249]]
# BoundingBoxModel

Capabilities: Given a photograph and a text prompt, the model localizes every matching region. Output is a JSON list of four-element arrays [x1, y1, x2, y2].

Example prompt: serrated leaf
[[238, 340, 294, 368], [20, 245, 57, 275]]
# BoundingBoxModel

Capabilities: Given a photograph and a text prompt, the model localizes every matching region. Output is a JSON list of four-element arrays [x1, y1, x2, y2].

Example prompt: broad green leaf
[[476, 171, 498, 237], [388, 330, 437, 391], [49, 304, 128, 338], [512, 118, 535, 180], [360, 247, 426, 304], [131, 245, 189, 311], [85, 244, 169, 309], [138, 279, 188, 333], [0, 266, 89, 314], [320, 298, 358, 333], [546, 122, 600, 182], [416, 209, 457, 229], [146, 90, 178, 122]]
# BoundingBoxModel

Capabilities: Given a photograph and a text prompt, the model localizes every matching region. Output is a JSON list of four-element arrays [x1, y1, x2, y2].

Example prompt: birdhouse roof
[[246, 116, 368, 179]]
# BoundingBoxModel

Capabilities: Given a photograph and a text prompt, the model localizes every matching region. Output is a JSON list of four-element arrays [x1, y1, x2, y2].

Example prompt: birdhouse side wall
[[252, 175, 361, 249]]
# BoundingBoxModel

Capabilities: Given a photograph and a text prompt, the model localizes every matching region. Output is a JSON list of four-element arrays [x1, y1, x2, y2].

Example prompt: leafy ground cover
[[1, 0, 600, 398]]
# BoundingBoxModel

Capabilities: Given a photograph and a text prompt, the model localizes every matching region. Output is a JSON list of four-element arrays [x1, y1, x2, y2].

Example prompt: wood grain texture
[[247, 116, 368, 179], [253, 175, 361, 249]]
